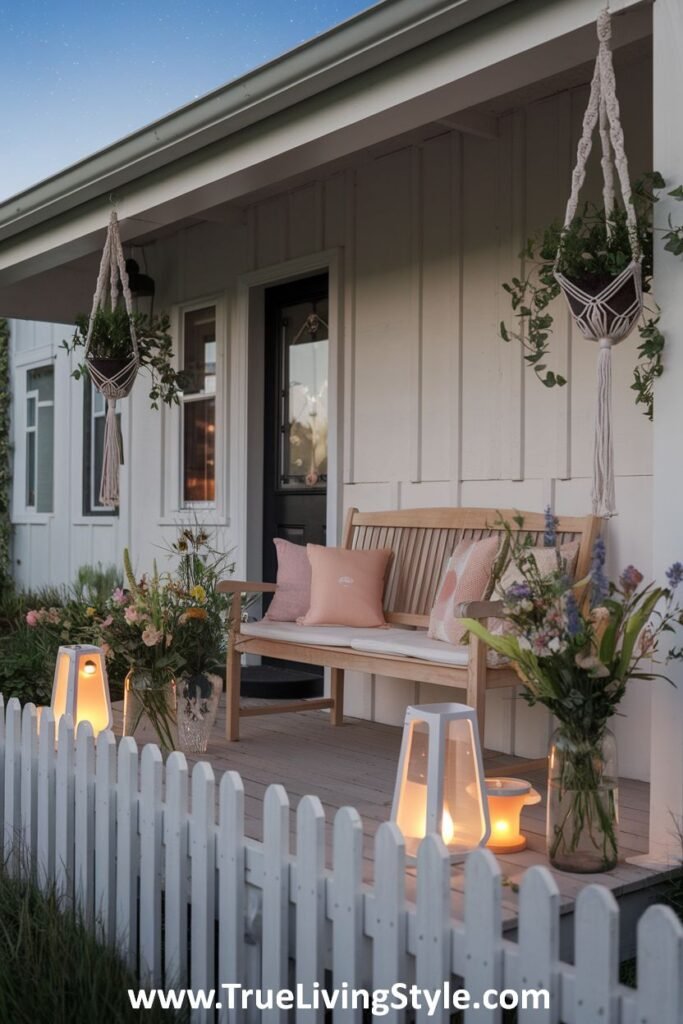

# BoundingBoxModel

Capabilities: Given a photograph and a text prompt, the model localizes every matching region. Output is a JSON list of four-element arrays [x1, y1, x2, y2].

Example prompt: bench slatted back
[[342, 508, 601, 627]]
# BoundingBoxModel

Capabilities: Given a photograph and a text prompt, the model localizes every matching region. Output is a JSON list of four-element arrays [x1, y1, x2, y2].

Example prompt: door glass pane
[[183, 397, 216, 502], [27, 365, 54, 402], [280, 301, 328, 489], [183, 307, 216, 395]]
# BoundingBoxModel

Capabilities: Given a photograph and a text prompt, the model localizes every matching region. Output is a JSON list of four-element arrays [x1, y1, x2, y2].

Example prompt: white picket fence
[[1, 695, 682, 1024]]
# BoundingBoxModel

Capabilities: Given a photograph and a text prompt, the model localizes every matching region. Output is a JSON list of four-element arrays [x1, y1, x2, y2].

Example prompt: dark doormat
[[240, 664, 324, 700]]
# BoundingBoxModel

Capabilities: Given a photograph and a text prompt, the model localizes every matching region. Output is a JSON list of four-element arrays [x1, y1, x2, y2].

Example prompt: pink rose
[[26, 610, 39, 627], [124, 606, 139, 624], [112, 587, 128, 606], [142, 626, 163, 647]]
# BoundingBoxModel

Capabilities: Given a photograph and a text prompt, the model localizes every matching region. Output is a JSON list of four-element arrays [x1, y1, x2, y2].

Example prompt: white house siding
[[9, 49, 653, 777]]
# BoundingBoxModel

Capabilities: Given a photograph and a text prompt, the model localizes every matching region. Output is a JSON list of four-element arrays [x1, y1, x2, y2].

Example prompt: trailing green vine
[[500, 173, 683, 419], [0, 319, 11, 594]]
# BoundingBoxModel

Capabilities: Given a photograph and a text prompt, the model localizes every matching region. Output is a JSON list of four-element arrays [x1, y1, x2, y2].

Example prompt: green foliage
[[0, 864, 185, 1023], [0, 565, 126, 706], [0, 320, 10, 597], [500, 173, 683, 418], [62, 308, 188, 408]]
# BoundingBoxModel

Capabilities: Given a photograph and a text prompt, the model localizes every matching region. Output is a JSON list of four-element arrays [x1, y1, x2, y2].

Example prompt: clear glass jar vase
[[547, 725, 619, 873], [123, 669, 177, 752], [176, 671, 221, 753]]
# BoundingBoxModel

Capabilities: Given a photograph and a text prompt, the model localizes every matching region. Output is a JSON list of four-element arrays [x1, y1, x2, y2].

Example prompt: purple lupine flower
[[619, 565, 644, 596], [590, 537, 609, 607], [543, 505, 557, 547], [666, 562, 683, 590], [505, 581, 533, 602], [564, 591, 581, 637]]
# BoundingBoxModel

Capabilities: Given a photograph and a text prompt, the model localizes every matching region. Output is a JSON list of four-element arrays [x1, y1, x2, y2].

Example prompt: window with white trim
[[83, 381, 119, 516], [25, 365, 54, 513], [181, 306, 217, 506]]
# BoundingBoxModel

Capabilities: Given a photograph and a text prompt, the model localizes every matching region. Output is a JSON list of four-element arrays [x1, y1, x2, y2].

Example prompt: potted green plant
[[462, 512, 683, 873], [500, 174, 683, 420], [63, 307, 187, 409]]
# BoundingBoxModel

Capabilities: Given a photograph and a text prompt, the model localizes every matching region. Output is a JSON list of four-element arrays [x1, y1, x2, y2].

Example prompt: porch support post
[[649, 0, 683, 860]]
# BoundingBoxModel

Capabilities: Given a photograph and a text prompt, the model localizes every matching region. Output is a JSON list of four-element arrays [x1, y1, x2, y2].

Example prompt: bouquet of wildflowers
[[462, 511, 683, 868]]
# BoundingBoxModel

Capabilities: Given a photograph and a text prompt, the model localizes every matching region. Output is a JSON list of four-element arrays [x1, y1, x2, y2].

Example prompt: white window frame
[[160, 294, 228, 524], [24, 365, 54, 514]]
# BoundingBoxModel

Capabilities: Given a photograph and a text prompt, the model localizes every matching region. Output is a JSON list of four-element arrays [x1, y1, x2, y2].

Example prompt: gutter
[[0, 0, 516, 240]]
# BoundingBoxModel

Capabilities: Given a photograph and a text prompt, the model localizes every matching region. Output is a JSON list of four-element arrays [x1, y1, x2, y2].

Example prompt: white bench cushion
[[241, 620, 470, 666], [349, 631, 469, 667], [241, 620, 409, 648]]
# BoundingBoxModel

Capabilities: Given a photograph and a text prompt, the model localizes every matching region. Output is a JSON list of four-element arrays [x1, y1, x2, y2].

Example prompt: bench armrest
[[217, 580, 277, 594], [453, 599, 504, 619]]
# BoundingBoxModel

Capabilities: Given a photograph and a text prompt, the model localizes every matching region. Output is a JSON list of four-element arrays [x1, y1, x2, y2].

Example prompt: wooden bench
[[218, 507, 600, 742]]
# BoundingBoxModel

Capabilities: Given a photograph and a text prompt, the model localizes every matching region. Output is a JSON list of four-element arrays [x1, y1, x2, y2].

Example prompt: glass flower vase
[[547, 725, 618, 873], [123, 669, 177, 752], [176, 671, 222, 753]]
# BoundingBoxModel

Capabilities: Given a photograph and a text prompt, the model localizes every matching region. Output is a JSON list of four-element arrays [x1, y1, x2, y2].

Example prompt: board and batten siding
[[8, 51, 653, 777]]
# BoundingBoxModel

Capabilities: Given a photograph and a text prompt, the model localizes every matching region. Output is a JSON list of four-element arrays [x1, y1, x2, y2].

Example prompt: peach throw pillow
[[264, 538, 312, 622], [427, 536, 500, 645], [299, 545, 392, 628]]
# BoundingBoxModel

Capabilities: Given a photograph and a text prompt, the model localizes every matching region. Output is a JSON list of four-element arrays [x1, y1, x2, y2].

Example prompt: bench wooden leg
[[330, 667, 344, 726], [226, 638, 242, 742], [467, 633, 487, 749]]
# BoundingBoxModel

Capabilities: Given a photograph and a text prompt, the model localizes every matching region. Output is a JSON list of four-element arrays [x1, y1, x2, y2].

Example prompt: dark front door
[[262, 272, 329, 594]]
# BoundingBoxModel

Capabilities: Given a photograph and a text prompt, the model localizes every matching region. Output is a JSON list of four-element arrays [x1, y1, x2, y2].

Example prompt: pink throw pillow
[[263, 538, 312, 622], [299, 545, 392, 628], [427, 536, 500, 645]]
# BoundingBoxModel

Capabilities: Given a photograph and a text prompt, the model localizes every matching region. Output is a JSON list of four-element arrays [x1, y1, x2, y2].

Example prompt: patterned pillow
[[263, 538, 312, 622], [427, 536, 501, 645]]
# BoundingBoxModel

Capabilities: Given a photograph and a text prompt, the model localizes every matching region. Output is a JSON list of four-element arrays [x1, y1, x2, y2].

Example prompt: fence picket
[[3, 697, 21, 873], [332, 806, 364, 1024], [296, 795, 326, 1024], [463, 848, 503, 1024], [116, 737, 139, 969], [261, 784, 290, 1024], [20, 702, 38, 869], [139, 744, 163, 988], [190, 762, 216, 1024], [95, 730, 117, 943], [74, 721, 96, 926], [635, 905, 683, 1024], [372, 823, 406, 1024], [55, 714, 75, 902], [574, 886, 620, 1024], [218, 770, 246, 1024], [37, 708, 56, 890], [165, 752, 189, 989], [415, 836, 451, 1024], [517, 867, 560, 1023]]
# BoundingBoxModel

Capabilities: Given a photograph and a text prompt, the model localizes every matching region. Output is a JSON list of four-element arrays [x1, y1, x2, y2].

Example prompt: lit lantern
[[51, 645, 113, 738], [485, 778, 541, 854], [391, 703, 490, 862]]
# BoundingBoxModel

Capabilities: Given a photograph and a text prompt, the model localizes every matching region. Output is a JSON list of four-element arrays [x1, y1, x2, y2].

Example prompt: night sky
[[0, 0, 376, 200]]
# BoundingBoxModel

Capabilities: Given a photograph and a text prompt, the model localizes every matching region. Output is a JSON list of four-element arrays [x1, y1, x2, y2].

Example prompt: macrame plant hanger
[[555, 7, 643, 518], [84, 210, 140, 507]]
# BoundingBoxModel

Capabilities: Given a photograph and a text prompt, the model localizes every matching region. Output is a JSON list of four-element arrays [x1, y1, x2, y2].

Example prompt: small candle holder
[[485, 777, 540, 854]]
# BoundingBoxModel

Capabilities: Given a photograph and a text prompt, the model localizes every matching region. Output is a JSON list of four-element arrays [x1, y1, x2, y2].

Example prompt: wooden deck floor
[[116, 700, 663, 943]]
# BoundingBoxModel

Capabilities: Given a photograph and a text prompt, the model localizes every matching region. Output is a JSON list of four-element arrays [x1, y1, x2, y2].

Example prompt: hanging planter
[[499, 9, 683, 518], [63, 211, 187, 508]]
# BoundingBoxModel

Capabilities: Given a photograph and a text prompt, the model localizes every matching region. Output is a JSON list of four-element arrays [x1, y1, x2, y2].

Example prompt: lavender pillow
[[263, 538, 312, 622]]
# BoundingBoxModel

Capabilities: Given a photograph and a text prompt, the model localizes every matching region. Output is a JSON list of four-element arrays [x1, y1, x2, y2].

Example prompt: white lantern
[[51, 645, 112, 738], [391, 703, 490, 861]]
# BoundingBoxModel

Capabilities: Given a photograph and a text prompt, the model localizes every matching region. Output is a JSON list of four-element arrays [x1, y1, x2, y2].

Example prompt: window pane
[[26, 432, 36, 507], [278, 300, 328, 489], [183, 397, 215, 503], [93, 388, 105, 415], [93, 414, 106, 508], [27, 365, 54, 403], [36, 404, 54, 513], [183, 307, 216, 395], [27, 395, 36, 428]]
